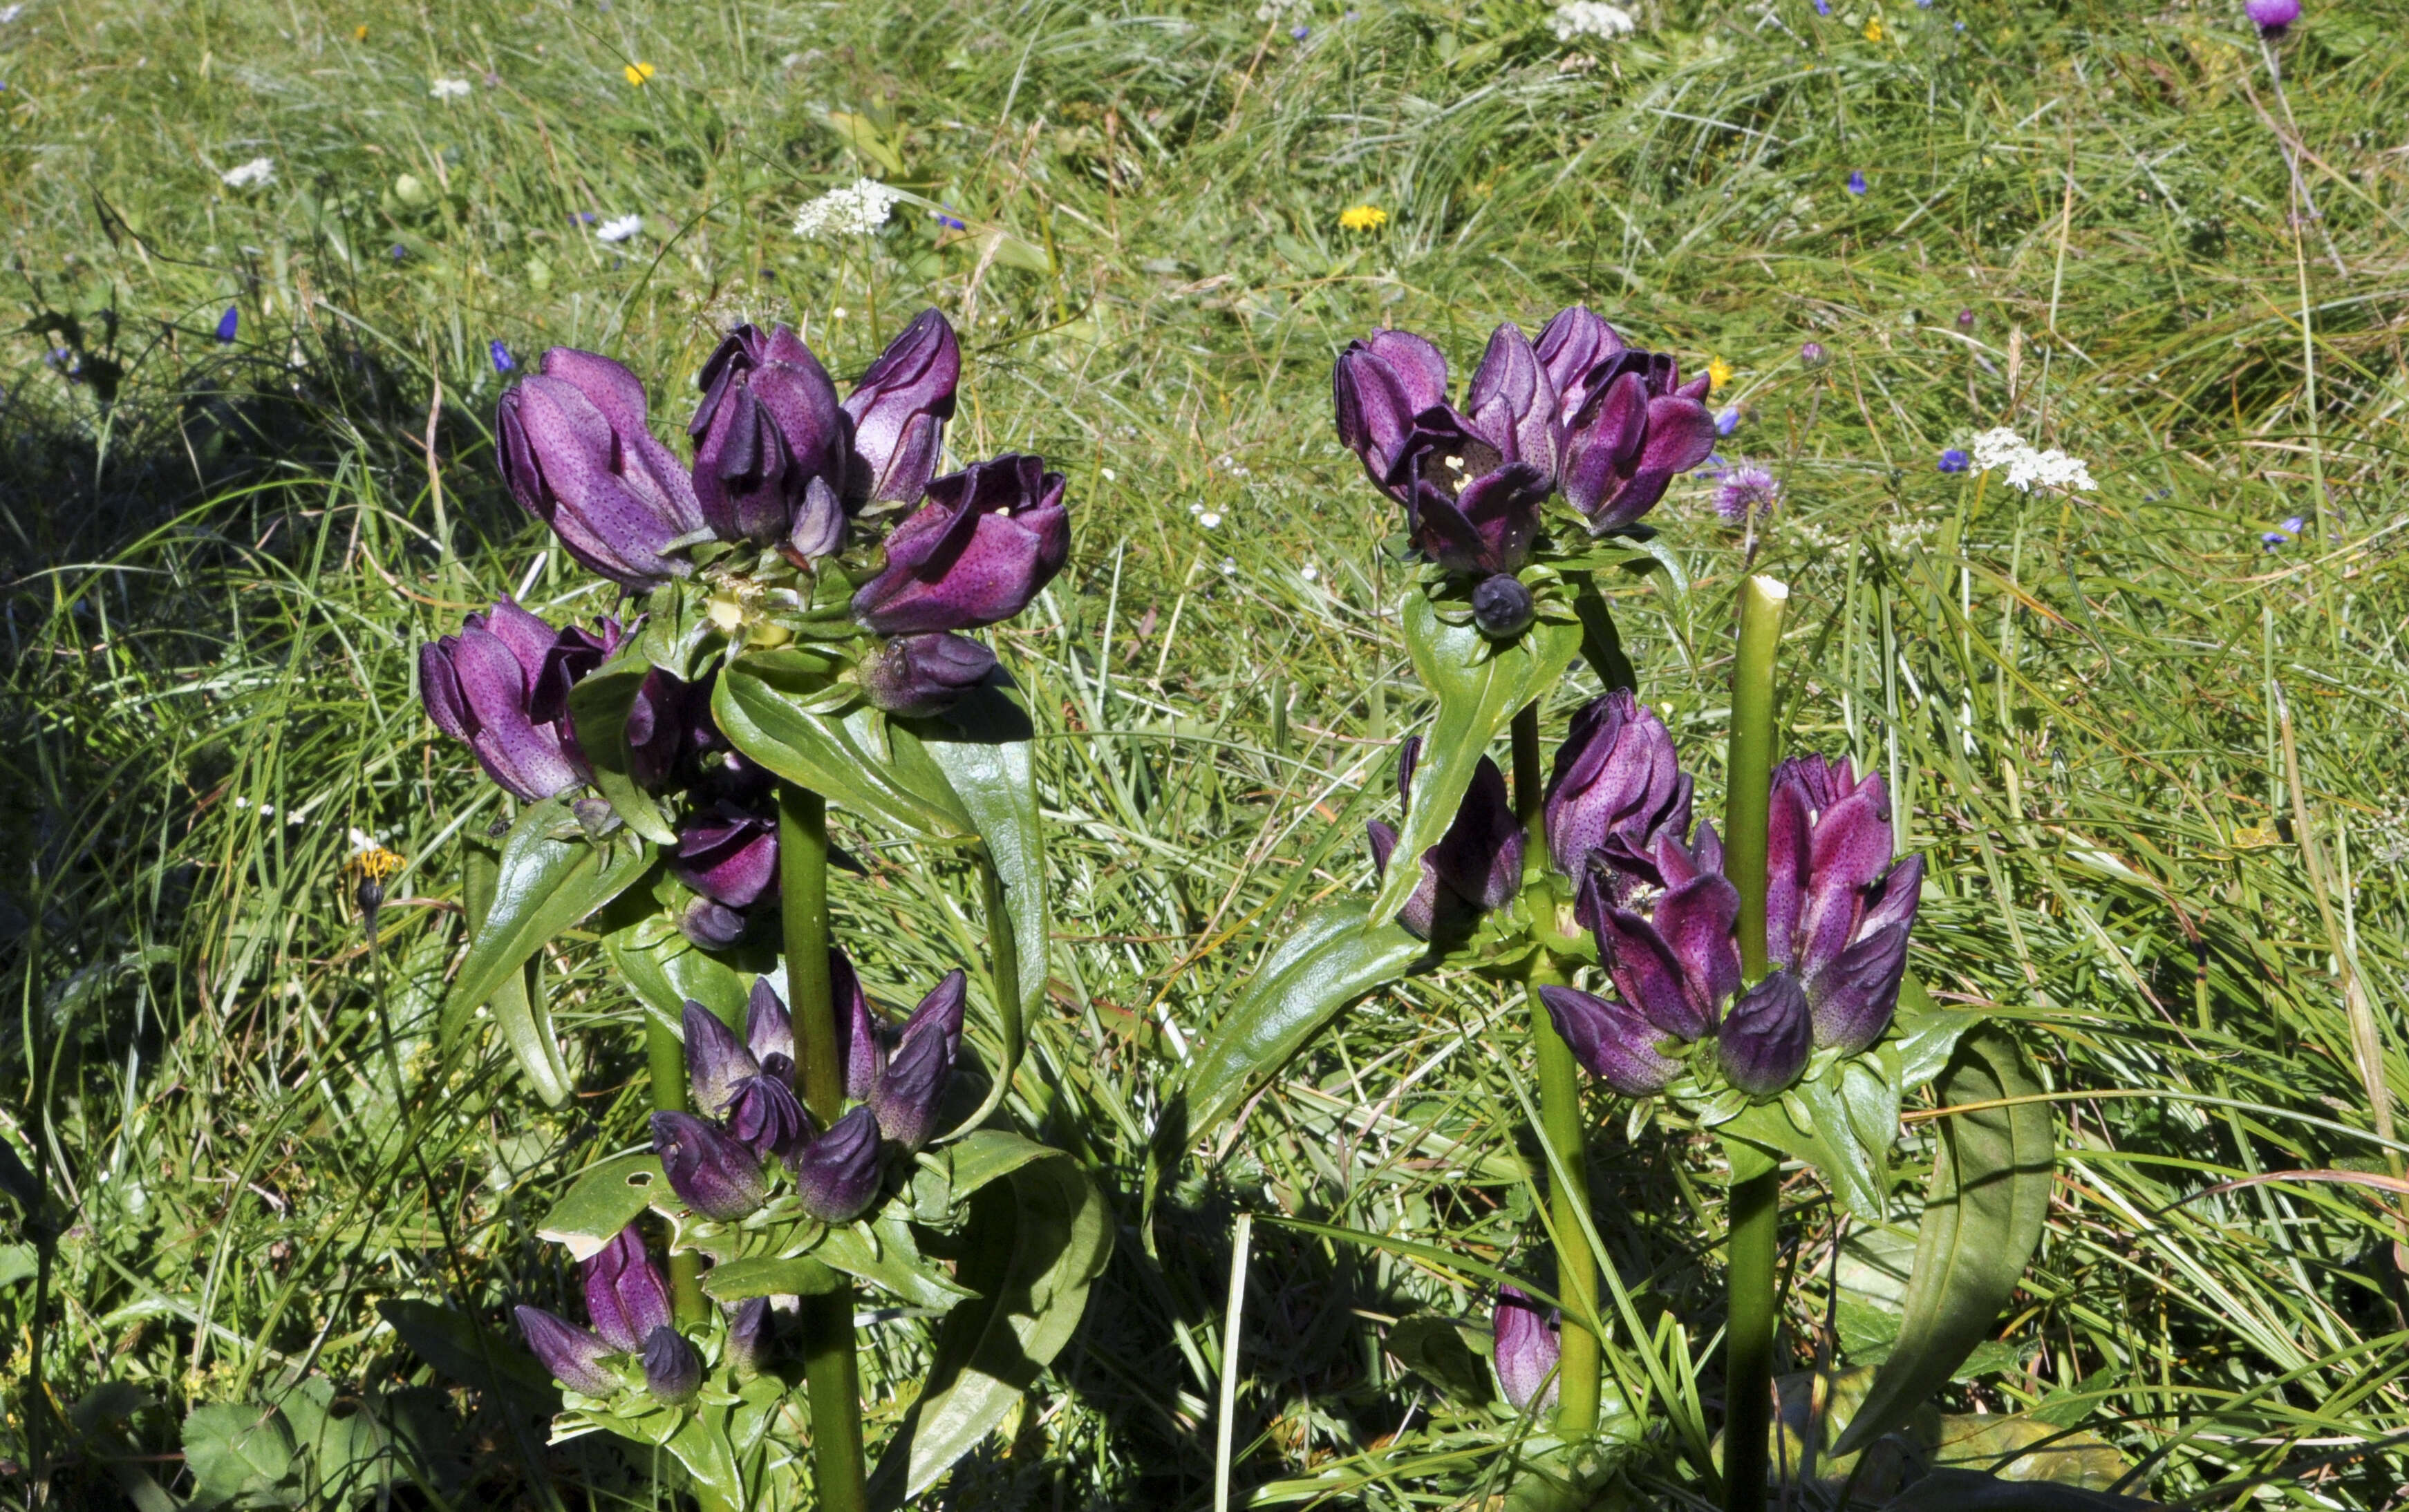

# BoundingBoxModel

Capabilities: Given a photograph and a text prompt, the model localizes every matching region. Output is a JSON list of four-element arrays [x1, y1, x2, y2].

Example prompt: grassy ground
[[6, 0, 2409, 1505]]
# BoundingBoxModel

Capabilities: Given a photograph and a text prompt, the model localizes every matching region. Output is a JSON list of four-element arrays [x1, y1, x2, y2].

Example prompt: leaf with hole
[[535, 1153, 668, 1260]]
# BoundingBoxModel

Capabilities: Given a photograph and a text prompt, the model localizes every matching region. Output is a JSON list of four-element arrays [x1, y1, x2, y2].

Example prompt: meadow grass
[[5, 0, 2409, 1504]]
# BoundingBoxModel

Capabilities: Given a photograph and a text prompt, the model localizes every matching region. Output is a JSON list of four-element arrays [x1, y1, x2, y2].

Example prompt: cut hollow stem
[[778, 783, 868, 1512]]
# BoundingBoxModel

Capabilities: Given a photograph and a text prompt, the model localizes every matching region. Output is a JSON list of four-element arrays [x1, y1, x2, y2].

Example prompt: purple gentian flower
[[419, 599, 619, 802], [689, 322, 850, 556], [1494, 1286, 1562, 1410], [215, 308, 238, 343], [651, 1111, 767, 1221], [582, 1225, 674, 1354], [850, 453, 1069, 634], [1847, 171, 1868, 196], [1576, 826, 1742, 1043], [1765, 755, 1924, 1052], [516, 1307, 619, 1396], [1718, 971, 1814, 1095], [1544, 690, 1693, 890], [1938, 448, 1969, 473], [498, 347, 710, 587], [1548, 322, 1718, 535], [788, 1106, 884, 1222], [1367, 738, 1524, 941], [859, 632, 997, 718], [868, 970, 968, 1151], [841, 307, 960, 509]]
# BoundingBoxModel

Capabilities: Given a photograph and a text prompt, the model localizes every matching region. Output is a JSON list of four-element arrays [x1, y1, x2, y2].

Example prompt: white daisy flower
[[220, 157, 275, 189], [594, 214, 646, 243]]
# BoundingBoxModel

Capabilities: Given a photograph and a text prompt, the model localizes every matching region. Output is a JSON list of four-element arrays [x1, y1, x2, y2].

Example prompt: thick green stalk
[[641, 1011, 709, 1325], [777, 784, 868, 1512], [1721, 574, 1789, 1512], [982, 854, 1023, 1096], [1512, 703, 1600, 1434]]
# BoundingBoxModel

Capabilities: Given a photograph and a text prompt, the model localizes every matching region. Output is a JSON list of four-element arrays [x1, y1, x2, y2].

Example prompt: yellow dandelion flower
[[624, 60, 657, 86], [353, 23, 368, 40], [1707, 357, 1734, 390], [1339, 204, 1388, 231], [1862, 16, 1884, 40]]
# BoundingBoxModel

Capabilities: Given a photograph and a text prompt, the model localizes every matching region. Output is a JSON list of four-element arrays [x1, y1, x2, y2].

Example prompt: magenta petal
[[453, 625, 581, 800], [1720, 970, 1813, 1095], [844, 308, 959, 505], [1559, 370, 1649, 522], [1464, 322, 1557, 473], [516, 1307, 619, 1396], [1597, 908, 1712, 1041], [745, 977, 795, 1065], [1653, 871, 1742, 1016], [1808, 921, 1909, 1053], [1493, 1285, 1562, 1410], [1362, 329, 1450, 410], [1638, 395, 1718, 474], [1539, 984, 1683, 1097], [1764, 779, 1813, 968], [420, 642, 472, 743], [828, 946, 885, 1101]]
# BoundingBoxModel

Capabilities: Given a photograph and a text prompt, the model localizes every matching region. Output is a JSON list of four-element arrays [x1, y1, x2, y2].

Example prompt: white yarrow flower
[[429, 77, 472, 100], [0, 6, 26, 21], [1551, 1, 1636, 41], [1968, 426, 2097, 493], [594, 214, 646, 243], [791, 179, 906, 241], [221, 157, 276, 189]]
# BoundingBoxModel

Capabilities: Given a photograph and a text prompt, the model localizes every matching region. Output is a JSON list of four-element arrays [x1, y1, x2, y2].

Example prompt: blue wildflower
[[1847, 171, 1868, 196], [490, 339, 515, 373], [1716, 406, 1741, 437], [1291, 23, 1309, 37], [1814, 0, 1830, 13], [215, 308, 238, 343], [930, 209, 967, 231], [2281, 515, 2306, 535], [572, 211, 597, 225], [2260, 532, 2289, 551], [1938, 448, 1969, 473], [390, 244, 408, 261]]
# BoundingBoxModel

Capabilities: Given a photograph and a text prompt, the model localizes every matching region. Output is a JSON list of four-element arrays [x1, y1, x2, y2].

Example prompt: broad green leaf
[[281, 1376, 391, 1499], [535, 1153, 668, 1260], [1931, 1412, 2132, 1488], [1833, 1027, 2054, 1456], [566, 656, 676, 844], [1368, 594, 1580, 927], [825, 108, 906, 175], [713, 659, 973, 840], [1169, 901, 1428, 1151], [816, 1209, 977, 1309], [1385, 1314, 1497, 1406], [701, 1254, 841, 1299], [1893, 977, 1982, 1086], [182, 1401, 296, 1505], [867, 1153, 1112, 1504], [944, 1130, 1062, 1200], [600, 911, 753, 1034], [375, 1298, 559, 1406], [440, 798, 653, 1104], [1794, 1073, 1891, 1223], [1883, 1468, 2158, 1512], [903, 670, 1047, 1111]]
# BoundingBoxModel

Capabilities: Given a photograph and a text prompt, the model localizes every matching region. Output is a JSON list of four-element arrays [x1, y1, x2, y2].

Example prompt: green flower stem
[[1721, 574, 1789, 1512], [1512, 701, 1601, 1435], [982, 851, 1023, 1097], [641, 1010, 709, 1325], [777, 782, 868, 1512]]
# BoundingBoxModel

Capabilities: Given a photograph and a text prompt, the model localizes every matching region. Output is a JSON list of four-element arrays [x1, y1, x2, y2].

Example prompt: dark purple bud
[[673, 802, 780, 909], [726, 1297, 772, 1376], [1494, 1285, 1562, 1410], [1718, 970, 1812, 1095], [1470, 574, 1535, 641], [859, 632, 997, 717], [789, 1106, 884, 1222], [843, 308, 960, 507], [581, 1225, 674, 1353], [1333, 329, 1450, 498], [850, 454, 1070, 635], [1806, 854, 1922, 1052], [498, 350, 706, 588], [683, 1000, 760, 1115], [420, 599, 616, 802], [829, 946, 884, 1101], [2244, 0, 2298, 35], [745, 977, 794, 1064], [871, 970, 967, 1150], [651, 1110, 767, 1221], [689, 323, 850, 554], [1463, 323, 1558, 478], [641, 1325, 702, 1404], [679, 897, 750, 949], [516, 1306, 619, 1396], [724, 1055, 809, 1162], [1533, 305, 1626, 428], [1539, 984, 1684, 1097], [1544, 691, 1694, 889], [1557, 357, 1718, 534]]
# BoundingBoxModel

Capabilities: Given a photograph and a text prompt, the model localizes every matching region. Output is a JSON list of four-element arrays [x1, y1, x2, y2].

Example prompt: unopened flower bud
[[651, 1111, 767, 1222], [641, 1325, 703, 1404], [516, 1306, 619, 1397], [859, 632, 997, 718], [1470, 574, 1535, 640], [789, 1106, 884, 1223]]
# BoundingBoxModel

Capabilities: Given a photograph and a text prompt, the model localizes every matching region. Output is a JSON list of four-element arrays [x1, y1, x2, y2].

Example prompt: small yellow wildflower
[[624, 60, 657, 86], [348, 846, 406, 886], [1862, 16, 1884, 40], [1339, 204, 1388, 231], [1707, 357, 1734, 390], [353, 23, 368, 40]]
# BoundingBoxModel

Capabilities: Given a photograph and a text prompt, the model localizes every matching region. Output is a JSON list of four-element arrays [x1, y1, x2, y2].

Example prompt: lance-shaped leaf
[[866, 1151, 1112, 1504], [713, 655, 973, 840], [1368, 593, 1581, 928], [565, 651, 678, 844], [440, 797, 653, 1098], [536, 1153, 671, 1261], [1832, 1026, 2054, 1455], [599, 909, 757, 1039]]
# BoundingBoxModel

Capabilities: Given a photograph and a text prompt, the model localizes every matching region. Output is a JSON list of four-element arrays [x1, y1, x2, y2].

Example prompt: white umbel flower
[[1551, 1, 1636, 41], [1969, 427, 2097, 493], [594, 214, 646, 243], [791, 179, 906, 241], [429, 77, 472, 100], [221, 157, 275, 189]]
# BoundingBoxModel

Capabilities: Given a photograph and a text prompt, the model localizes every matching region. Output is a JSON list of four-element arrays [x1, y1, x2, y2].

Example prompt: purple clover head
[[1557, 352, 1718, 534], [672, 802, 779, 911], [850, 453, 1070, 635], [870, 970, 968, 1151], [1333, 328, 1451, 498], [1543, 691, 1694, 889], [581, 1225, 674, 1353], [842, 307, 959, 508], [726, 1297, 773, 1376], [1494, 1285, 1562, 1411], [829, 946, 885, 1102], [682, 1000, 759, 1115], [725, 1054, 809, 1162], [420, 599, 617, 802], [1799, 341, 1829, 369], [1470, 574, 1535, 641], [1765, 755, 1922, 1050], [859, 632, 998, 718], [641, 1325, 702, 1405], [789, 1106, 884, 1222], [1538, 984, 1685, 1097], [745, 976, 794, 1065], [1956, 308, 1977, 332], [650, 1110, 767, 1221], [1714, 464, 1780, 524], [1718, 970, 1813, 1095], [516, 1306, 620, 1397], [2244, 0, 2298, 34], [498, 348, 708, 587], [689, 323, 850, 557]]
